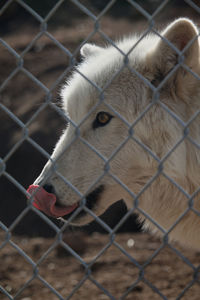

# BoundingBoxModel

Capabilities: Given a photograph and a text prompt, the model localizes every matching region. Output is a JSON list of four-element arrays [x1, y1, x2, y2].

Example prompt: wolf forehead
[[61, 34, 158, 124]]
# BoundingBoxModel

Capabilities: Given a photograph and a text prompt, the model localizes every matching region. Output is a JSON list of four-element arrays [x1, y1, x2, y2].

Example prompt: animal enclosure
[[1, 0, 200, 299]]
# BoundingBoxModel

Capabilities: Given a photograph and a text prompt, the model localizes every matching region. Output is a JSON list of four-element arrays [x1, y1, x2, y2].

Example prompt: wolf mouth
[[62, 184, 104, 220]]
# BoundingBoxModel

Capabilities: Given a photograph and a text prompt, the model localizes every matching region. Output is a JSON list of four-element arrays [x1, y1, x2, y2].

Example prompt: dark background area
[[0, 0, 200, 237]]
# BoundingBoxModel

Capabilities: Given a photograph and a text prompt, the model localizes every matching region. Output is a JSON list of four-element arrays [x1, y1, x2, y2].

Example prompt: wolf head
[[29, 18, 200, 246]]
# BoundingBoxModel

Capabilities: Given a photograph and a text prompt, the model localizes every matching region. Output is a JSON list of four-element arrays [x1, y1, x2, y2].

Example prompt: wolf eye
[[93, 112, 113, 129]]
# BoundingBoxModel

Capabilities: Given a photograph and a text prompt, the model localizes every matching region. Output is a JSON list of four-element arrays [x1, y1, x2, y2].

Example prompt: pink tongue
[[27, 185, 78, 218]]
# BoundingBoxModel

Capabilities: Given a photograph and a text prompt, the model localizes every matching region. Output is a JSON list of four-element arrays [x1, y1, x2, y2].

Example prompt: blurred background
[[1, 1, 200, 300], [0, 0, 200, 236]]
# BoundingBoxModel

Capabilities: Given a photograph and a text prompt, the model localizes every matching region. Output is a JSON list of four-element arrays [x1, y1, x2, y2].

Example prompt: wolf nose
[[43, 183, 54, 194]]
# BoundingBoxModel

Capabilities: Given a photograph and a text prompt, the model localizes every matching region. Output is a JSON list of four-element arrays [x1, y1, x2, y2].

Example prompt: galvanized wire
[[0, 0, 200, 299]]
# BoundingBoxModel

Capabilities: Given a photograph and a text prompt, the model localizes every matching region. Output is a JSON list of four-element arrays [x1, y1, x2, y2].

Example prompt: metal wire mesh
[[0, 0, 200, 299]]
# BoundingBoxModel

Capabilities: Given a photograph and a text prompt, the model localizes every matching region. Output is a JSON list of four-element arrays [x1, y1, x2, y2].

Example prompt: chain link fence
[[1, 0, 200, 299]]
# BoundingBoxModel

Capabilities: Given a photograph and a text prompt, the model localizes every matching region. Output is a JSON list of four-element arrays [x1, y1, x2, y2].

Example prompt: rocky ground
[[1, 231, 200, 300]]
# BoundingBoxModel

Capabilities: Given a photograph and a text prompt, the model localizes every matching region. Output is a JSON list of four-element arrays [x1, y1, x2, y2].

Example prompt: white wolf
[[28, 18, 200, 249]]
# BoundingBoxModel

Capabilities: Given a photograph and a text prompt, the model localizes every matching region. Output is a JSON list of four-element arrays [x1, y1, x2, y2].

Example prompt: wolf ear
[[152, 18, 199, 85], [80, 43, 102, 57]]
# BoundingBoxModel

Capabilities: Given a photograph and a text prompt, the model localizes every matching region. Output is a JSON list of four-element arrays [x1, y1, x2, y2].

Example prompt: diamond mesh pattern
[[1, 1, 200, 299]]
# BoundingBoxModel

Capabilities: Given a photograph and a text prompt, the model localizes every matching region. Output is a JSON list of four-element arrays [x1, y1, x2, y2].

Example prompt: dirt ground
[[1, 1, 200, 300], [1, 231, 200, 300]]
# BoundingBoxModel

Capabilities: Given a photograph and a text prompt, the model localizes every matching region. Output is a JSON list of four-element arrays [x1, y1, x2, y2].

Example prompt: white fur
[[35, 18, 200, 249]]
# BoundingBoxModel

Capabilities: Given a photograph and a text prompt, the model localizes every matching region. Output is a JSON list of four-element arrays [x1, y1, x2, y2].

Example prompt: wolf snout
[[43, 183, 55, 194], [27, 184, 78, 218]]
